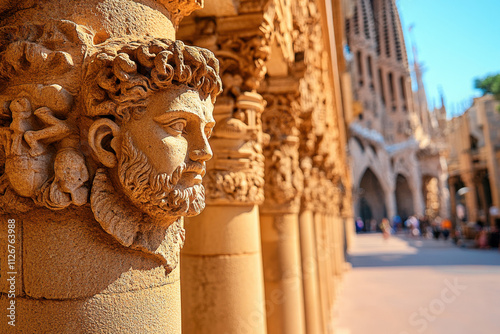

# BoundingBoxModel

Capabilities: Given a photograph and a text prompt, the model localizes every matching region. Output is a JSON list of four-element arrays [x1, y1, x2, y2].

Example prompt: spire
[[439, 88, 445, 108], [408, 24, 431, 133], [438, 87, 447, 119]]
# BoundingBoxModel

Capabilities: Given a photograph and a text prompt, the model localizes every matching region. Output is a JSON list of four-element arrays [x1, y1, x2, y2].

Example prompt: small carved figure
[[52, 148, 89, 206], [9, 97, 34, 155], [24, 107, 71, 157]]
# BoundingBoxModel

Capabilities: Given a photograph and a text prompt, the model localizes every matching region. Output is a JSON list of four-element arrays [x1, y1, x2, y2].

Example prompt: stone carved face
[[83, 39, 222, 265], [0, 30, 222, 265], [91, 86, 215, 223], [125, 87, 214, 189]]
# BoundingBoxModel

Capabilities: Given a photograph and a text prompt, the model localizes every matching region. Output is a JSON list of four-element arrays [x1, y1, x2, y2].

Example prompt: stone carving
[[0, 84, 89, 212], [218, 35, 272, 92], [159, 0, 203, 27], [0, 21, 222, 268], [182, 18, 272, 205], [84, 38, 222, 267], [204, 92, 267, 205], [261, 92, 304, 213], [299, 109, 316, 212], [0, 21, 92, 213]]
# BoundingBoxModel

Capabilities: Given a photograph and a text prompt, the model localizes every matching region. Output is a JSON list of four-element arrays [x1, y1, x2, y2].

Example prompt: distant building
[[345, 0, 449, 226], [447, 95, 500, 228]]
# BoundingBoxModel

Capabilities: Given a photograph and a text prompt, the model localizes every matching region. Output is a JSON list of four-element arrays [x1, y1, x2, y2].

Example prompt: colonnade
[[179, 1, 353, 333]]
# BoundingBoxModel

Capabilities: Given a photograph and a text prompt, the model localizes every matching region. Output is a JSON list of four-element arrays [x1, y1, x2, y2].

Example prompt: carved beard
[[118, 131, 206, 222]]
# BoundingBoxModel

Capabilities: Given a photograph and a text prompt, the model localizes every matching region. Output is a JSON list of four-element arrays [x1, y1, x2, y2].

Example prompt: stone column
[[334, 214, 345, 276], [409, 154, 425, 217], [326, 184, 344, 283], [313, 209, 332, 334], [297, 128, 323, 334], [462, 171, 478, 223], [439, 162, 451, 220], [298, 209, 324, 334], [341, 175, 356, 252], [178, 14, 272, 334], [325, 212, 337, 306], [181, 93, 268, 334], [448, 177, 458, 224], [0, 1, 222, 333], [307, 167, 333, 333], [385, 186, 397, 220], [260, 90, 306, 334]]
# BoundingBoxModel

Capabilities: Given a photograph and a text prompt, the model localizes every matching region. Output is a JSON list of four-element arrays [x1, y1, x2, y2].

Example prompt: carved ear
[[88, 118, 121, 168]]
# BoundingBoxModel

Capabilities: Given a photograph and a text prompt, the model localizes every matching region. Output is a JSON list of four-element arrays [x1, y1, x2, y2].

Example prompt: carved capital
[[204, 92, 266, 205], [179, 16, 273, 206], [260, 91, 304, 214], [158, 0, 203, 27]]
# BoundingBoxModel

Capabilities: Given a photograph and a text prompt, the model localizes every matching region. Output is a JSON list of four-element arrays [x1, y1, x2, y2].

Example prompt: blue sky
[[397, 0, 500, 117]]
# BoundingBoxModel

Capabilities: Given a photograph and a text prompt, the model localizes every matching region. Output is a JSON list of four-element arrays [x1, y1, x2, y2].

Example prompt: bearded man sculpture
[[85, 39, 221, 269], [0, 18, 221, 333]]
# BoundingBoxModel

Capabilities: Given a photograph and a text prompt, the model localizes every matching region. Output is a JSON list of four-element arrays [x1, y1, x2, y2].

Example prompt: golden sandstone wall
[[178, 1, 353, 333], [0, 0, 352, 333]]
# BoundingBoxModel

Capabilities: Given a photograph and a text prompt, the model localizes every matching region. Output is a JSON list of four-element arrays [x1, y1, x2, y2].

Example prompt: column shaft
[[182, 205, 267, 334], [314, 211, 332, 334], [260, 213, 306, 334], [299, 210, 324, 334]]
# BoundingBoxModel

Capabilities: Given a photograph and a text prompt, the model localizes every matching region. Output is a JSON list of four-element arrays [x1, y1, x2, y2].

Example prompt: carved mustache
[[151, 161, 206, 196], [169, 162, 206, 185]]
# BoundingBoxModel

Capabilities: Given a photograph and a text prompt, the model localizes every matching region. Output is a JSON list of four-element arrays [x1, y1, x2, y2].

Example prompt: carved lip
[[184, 163, 206, 177]]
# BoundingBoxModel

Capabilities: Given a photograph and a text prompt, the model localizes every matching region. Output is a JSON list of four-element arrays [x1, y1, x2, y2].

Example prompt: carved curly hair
[[83, 38, 223, 122]]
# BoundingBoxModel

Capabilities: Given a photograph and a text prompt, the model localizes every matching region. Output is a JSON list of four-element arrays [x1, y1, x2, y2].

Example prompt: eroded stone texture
[[178, 1, 353, 334], [178, 6, 272, 334], [0, 1, 221, 332]]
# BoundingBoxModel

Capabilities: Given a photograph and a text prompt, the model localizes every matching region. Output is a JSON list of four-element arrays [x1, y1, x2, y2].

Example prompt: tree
[[475, 73, 500, 100], [475, 73, 500, 111]]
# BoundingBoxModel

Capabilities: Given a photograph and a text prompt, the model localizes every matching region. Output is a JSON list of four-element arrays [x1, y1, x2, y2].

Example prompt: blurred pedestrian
[[432, 216, 442, 239], [380, 218, 391, 240], [393, 215, 402, 233], [441, 218, 452, 240], [355, 217, 364, 233]]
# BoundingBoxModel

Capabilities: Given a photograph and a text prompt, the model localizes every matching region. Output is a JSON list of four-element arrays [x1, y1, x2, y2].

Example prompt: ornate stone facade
[[179, 1, 353, 334], [1, 1, 353, 333], [346, 0, 448, 227], [0, 1, 221, 333]]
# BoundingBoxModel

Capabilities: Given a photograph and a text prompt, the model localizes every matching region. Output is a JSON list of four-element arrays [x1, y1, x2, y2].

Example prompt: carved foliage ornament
[[261, 93, 304, 212], [185, 19, 272, 205], [205, 92, 266, 205]]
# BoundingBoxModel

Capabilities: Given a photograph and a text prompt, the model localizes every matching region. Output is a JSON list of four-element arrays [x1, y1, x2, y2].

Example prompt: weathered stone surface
[[0, 279, 181, 334], [0, 0, 221, 332], [178, 1, 354, 334]]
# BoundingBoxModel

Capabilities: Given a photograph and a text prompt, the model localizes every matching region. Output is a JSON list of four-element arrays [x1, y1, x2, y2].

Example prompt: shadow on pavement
[[348, 234, 500, 268]]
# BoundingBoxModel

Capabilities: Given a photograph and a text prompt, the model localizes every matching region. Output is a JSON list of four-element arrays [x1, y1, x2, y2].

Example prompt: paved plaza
[[331, 233, 500, 334]]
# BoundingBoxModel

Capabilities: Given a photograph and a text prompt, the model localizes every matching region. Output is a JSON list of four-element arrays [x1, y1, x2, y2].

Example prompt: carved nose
[[189, 139, 213, 163]]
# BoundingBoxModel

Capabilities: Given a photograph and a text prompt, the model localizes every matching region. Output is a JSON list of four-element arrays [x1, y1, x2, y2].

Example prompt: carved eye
[[170, 120, 186, 133], [162, 119, 186, 135]]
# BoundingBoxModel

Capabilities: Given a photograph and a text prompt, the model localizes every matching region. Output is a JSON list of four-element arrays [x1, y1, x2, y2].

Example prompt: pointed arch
[[395, 174, 414, 221], [357, 168, 387, 226]]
